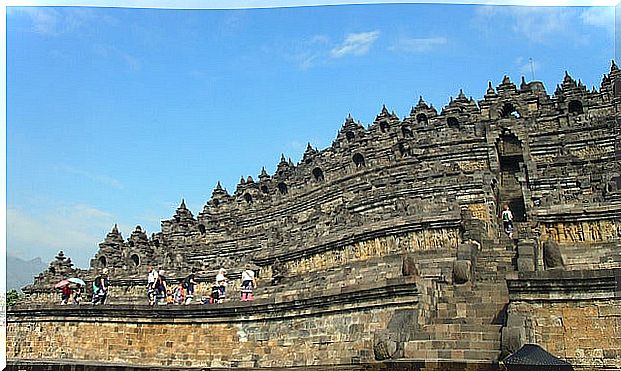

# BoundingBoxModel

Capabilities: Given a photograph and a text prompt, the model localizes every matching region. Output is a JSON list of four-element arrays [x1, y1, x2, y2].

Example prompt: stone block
[[517, 245, 535, 257], [543, 239, 565, 269], [517, 257, 535, 272], [453, 260, 471, 284]]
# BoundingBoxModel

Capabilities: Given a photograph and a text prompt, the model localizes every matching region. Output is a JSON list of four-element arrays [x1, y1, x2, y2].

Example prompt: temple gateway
[[7, 62, 621, 370]]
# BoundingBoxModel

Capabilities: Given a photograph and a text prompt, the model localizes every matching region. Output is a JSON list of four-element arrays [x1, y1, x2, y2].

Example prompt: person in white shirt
[[241, 264, 257, 302], [501, 204, 514, 239], [215, 268, 227, 303], [147, 265, 159, 305]]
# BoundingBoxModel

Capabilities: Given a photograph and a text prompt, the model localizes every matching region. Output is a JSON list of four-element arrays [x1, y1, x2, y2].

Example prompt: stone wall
[[8, 280, 418, 369], [504, 269, 621, 370]]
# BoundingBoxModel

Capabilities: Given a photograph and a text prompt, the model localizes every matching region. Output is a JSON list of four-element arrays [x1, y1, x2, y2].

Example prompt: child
[[173, 281, 186, 304], [209, 284, 220, 304]]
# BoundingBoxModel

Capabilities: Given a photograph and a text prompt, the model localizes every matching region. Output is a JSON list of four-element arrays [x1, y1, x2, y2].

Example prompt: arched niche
[[260, 185, 269, 194], [500, 103, 521, 118], [345, 131, 355, 141], [130, 254, 140, 267], [401, 126, 413, 138], [198, 224, 206, 234], [99, 256, 107, 268], [277, 182, 288, 195], [312, 167, 324, 181], [416, 113, 428, 125], [353, 153, 365, 168], [447, 116, 460, 128], [212, 199, 220, 207], [380, 121, 390, 132], [243, 193, 253, 203], [568, 100, 583, 114]]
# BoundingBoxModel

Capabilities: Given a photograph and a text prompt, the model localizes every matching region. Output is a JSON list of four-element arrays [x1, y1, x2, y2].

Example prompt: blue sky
[[5, 3, 616, 268]]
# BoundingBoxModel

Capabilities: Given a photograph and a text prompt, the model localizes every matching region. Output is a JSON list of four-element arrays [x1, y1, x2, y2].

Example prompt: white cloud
[[121, 52, 142, 71], [330, 31, 380, 58], [309, 34, 330, 44], [7, 204, 117, 268], [510, 7, 573, 43], [296, 51, 321, 70], [580, 6, 614, 30], [9, 7, 117, 36], [289, 34, 332, 70], [17, 7, 62, 35], [515, 56, 541, 78], [93, 44, 142, 72], [56, 164, 124, 190], [389, 36, 447, 53], [474, 5, 610, 44]]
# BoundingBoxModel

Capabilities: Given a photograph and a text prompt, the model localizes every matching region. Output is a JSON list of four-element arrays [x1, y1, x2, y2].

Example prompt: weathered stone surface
[[402, 253, 418, 277], [453, 260, 471, 284], [373, 332, 398, 360], [10, 63, 621, 369], [501, 325, 526, 356], [543, 239, 565, 269]]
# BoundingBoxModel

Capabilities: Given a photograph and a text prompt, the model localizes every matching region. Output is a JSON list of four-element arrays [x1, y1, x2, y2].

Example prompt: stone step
[[404, 339, 499, 351], [428, 323, 503, 333], [438, 295, 507, 303], [403, 345, 501, 361], [432, 317, 504, 325], [410, 329, 501, 342]]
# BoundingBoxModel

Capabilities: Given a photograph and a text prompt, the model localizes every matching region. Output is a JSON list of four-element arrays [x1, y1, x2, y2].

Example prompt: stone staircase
[[252, 237, 517, 364], [474, 245, 517, 282], [403, 280, 508, 363], [401, 231, 517, 363]]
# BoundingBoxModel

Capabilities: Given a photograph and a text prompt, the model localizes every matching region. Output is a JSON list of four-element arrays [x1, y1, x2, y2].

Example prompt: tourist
[[155, 269, 168, 305], [173, 280, 186, 304], [215, 268, 227, 303], [92, 268, 109, 305], [60, 283, 72, 305], [501, 204, 514, 239], [183, 268, 198, 304], [240, 264, 257, 302], [147, 265, 159, 306], [73, 284, 83, 305]]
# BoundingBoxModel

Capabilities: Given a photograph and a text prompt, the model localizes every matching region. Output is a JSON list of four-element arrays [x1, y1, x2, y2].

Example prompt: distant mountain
[[6, 255, 47, 292]]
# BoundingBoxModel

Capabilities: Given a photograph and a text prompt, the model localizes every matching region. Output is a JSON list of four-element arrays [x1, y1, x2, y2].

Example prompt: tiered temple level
[[10, 62, 621, 370]]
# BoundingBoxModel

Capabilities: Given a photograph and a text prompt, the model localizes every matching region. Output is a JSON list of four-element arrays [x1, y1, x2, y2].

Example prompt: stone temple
[[7, 62, 621, 370]]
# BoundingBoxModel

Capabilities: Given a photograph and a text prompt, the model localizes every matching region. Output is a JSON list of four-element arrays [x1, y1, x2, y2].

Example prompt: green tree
[[6, 289, 20, 306]]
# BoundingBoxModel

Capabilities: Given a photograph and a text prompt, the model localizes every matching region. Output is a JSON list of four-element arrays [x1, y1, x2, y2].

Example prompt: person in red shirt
[[61, 284, 72, 305]]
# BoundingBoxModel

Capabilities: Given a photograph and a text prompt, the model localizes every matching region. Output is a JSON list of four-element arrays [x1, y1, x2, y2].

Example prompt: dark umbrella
[[502, 344, 573, 371]]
